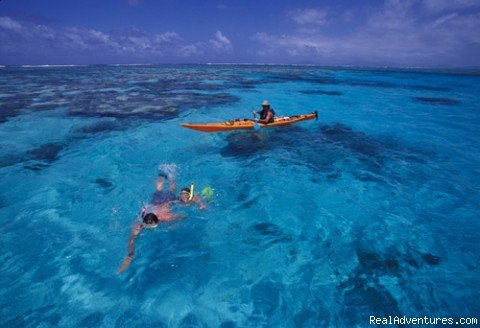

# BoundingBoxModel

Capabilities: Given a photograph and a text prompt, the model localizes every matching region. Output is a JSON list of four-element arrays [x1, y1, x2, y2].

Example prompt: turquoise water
[[0, 65, 479, 327]]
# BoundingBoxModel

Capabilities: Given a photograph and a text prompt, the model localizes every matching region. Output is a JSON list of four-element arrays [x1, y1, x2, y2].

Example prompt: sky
[[0, 0, 479, 67]]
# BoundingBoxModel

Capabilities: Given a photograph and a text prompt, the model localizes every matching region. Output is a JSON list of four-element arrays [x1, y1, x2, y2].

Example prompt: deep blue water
[[0, 65, 479, 327]]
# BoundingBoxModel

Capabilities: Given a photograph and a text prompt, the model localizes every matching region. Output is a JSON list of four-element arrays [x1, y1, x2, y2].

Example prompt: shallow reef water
[[0, 65, 479, 327]]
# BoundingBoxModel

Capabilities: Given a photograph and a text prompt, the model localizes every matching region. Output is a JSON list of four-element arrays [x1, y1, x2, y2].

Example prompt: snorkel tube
[[189, 183, 194, 201]]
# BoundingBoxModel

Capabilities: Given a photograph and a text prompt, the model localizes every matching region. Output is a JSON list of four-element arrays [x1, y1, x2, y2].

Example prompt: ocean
[[0, 65, 479, 327]]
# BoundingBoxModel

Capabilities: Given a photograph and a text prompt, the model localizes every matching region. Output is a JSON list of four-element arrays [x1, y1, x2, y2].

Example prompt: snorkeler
[[116, 208, 185, 274], [150, 165, 179, 218], [152, 166, 205, 212], [175, 183, 206, 210], [117, 164, 206, 274]]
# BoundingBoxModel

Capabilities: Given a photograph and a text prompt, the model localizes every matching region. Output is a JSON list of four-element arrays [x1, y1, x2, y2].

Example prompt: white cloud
[[288, 8, 327, 26], [0, 16, 241, 63], [422, 0, 480, 13], [209, 31, 232, 51], [35, 24, 56, 40], [0, 16, 22, 32], [129, 36, 151, 50], [89, 29, 110, 43], [153, 32, 180, 43], [367, 0, 415, 30], [294, 27, 319, 35], [0, 16, 59, 42], [179, 44, 201, 57], [254, 31, 421, 64], [431, 13, 459, 28], [252, 32, 333, 57], [1, 0, 479, 67], [251, 32, 269, 43], [63, 28, 89, 50], [0, 16, 190, 59], [252, 1, 480, 66], [426, 12, 480, 44]]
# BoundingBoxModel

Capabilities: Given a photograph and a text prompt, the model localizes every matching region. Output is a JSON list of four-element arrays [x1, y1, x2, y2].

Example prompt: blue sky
[[1, 0, 479, 67]]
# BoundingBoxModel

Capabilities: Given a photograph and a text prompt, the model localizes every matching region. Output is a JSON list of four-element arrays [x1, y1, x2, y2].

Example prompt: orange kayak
[[181, 111, 318, 132]]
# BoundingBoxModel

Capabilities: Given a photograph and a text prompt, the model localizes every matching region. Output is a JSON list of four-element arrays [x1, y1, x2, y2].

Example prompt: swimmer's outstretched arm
[[194, 196, 206, 210], [117, 223, 142, 274], [173, 213, 187, 220], [170, 197, 205, 210]]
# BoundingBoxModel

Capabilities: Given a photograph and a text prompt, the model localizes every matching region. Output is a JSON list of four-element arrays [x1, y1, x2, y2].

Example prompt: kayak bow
[[181, 111, 318, 132]]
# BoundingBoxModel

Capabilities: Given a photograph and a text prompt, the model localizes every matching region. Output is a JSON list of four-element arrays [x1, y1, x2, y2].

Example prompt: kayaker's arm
[[257, 111, 274, 124]]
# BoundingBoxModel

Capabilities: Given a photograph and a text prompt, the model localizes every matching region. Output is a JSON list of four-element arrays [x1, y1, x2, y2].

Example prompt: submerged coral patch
[[26, 142, 65, 163], [413, 97, 460, 105], [77, 120, 122, 134], [299, 90, 343, 96]]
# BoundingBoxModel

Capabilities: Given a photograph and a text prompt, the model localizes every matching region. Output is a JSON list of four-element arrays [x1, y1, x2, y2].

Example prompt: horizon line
[[1, 63, 480, 70]]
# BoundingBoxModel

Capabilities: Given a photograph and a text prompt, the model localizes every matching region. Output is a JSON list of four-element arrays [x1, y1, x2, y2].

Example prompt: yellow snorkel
[[189, 182, 194, 201]]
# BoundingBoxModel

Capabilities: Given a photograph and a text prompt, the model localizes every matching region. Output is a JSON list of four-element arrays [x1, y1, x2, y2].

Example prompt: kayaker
[[252, 100, 276, 124]]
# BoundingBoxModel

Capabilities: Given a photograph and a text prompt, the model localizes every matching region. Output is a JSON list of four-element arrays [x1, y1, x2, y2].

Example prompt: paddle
[[251, 112, 262, 130]]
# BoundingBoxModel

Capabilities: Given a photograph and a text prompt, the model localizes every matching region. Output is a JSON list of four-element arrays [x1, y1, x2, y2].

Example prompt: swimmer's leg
[[159, 163, 177, 180], [155, 176, 166, 191], [159, 163, 177, 192]]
